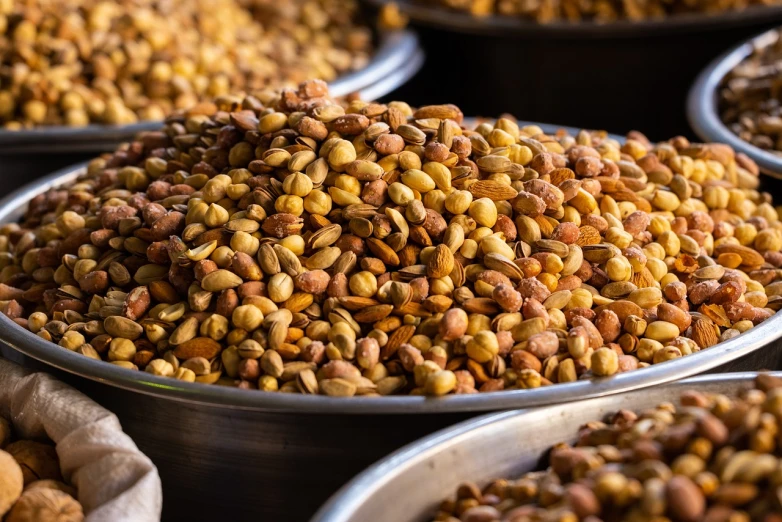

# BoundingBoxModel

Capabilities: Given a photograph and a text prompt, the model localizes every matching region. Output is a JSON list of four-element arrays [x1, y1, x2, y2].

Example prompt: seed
[[201, 270, 243, 292]]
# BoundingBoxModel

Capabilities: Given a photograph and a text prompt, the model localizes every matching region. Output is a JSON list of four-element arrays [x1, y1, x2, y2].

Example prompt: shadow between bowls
[[370, 0, 782, 140], [687, 27, 782, 178], [2, 127, 782, 520]]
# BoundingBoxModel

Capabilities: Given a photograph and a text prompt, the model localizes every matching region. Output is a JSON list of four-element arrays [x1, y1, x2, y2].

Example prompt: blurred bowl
[[370, 0, 782, 139], [687, 27, 782, 178], [312, 372, 773, 522]]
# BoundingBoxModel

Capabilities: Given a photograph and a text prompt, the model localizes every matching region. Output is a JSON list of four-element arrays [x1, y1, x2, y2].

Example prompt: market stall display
[[1, 81, 782, 520]]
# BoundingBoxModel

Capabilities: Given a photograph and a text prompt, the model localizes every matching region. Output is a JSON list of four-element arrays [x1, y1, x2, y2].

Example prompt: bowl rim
[[0, 30, 422, 154], [364, 0, 782, 39], [310, 371, 772, 521], [687, 27, 782, 177], [2, 125, 781, 414]]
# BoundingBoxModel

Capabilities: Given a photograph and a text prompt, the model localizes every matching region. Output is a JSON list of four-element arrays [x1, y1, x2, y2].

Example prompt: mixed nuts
[[0, 416, 83, 522], [0, 80, 780, 397], [0, 0, 372, 129], [433, 374, 782, 521], [720, 30, 782, 156]]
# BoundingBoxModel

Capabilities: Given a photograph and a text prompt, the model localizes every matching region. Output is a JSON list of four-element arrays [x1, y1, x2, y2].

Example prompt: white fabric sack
[[0, 357, 162, 522]]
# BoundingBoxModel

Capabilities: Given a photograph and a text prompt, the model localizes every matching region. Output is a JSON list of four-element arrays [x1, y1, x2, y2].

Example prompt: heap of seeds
[[433, 374, 782, 521], [417, 0, 782, 23], [0, 0, 371, 129], [720, 30, 782, 155], [0, 80, 780, 397], [0, 417, 83, 522]]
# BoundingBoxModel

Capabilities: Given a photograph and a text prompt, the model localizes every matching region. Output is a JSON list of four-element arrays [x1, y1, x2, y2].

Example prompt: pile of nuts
[[0, 80, 780, 397], [433, 374, 782, 521], [0, 416, 83, 522], [0, 0, 372, 129], [720, 30, 782, 155], [419, 0, 782, 23]]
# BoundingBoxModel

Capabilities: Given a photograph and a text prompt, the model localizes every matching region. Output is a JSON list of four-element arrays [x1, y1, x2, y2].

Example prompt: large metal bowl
[[312, 372, 771, 522], [2, 130, 782, 521], [687, 27, 782, 178], [0, 30, 423, 156]]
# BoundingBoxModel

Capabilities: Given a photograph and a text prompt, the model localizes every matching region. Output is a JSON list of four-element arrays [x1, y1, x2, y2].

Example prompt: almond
[[714, 244, 765, 267], [690, 317, 719, 348], [366, 238, 400, 266], [549, 167, 575, 186], [338, 296, 381, 311], [353, 304, 394, 323], [594, 300, 643, 324], [381, 324, 416, 360], [467, 180, 518, 201], [283, 292, 314, 313], [173, 337, 222, 359], [427, 244, 454, 278], [576, 225, 601, 246], [666, 476, 705, 522]]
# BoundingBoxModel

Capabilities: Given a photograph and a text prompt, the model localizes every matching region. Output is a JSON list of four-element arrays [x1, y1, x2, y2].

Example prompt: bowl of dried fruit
[[0, 357, 161, 522], [688, 27, 782, 178], [313, 371, 782, 522], [0, 80, 781, 520]]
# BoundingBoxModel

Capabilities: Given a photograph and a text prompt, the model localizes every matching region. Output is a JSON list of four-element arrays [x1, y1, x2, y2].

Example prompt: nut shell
[[6, 488, 83, 522], [0, 449, 23, 517]]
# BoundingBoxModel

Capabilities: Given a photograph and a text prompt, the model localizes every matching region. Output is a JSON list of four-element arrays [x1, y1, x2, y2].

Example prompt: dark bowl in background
[[370, 0, 782, 140]]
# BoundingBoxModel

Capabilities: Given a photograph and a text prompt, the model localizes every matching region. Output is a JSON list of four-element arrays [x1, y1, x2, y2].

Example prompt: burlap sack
[[0, 357, 162, 522]]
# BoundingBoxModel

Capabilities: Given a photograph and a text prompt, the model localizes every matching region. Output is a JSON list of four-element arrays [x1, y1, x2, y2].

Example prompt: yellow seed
[[401, 169, 436, 192], [388, 182, 416, 205], [469, 198, 498, 228], [232, 305, 264, 332], [425, 370, 457, 396], [204, 203, 229, 227], [185, 241, 218, 261], [645, 321, 679, 343]]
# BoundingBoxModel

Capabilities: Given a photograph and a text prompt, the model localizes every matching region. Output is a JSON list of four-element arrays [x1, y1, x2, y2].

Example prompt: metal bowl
[[2, 131, 782, 521], [0, 30, 423, 156], [312, 372, 771, 522], [687, 28, 782, 177]]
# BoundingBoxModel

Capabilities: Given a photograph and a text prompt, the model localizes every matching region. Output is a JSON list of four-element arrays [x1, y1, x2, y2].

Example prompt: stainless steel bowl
[[312, 372, 772, 522], [2, 131, 782, 521], [688, 27, 782, 177], [0, 30, 423, 155]]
